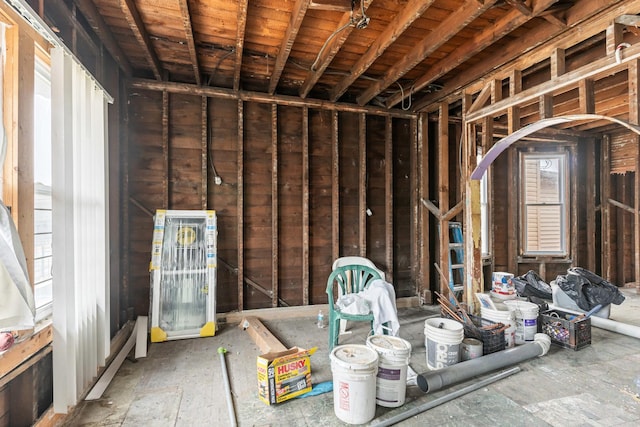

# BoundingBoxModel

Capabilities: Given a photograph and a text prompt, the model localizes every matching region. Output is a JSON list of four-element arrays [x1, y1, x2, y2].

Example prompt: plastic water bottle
[[317, 310, 325, 329], [635, 374, 640, 396]]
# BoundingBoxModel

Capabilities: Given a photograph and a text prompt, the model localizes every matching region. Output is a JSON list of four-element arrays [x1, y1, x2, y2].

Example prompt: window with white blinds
[[520, 152, 568, 255]]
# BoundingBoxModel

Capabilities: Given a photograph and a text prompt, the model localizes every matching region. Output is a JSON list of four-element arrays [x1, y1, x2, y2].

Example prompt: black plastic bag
[[512, 270, 552, 300], [555, 267, 625, 311]]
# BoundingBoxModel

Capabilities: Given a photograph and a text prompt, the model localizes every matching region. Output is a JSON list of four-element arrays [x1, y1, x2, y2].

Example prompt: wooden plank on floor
[[239, 316, 287, 353], [85, 317, 140, 401]]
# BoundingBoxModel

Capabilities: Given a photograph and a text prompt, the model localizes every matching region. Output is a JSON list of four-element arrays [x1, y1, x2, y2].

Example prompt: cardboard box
[[257, 347, 317, 405]]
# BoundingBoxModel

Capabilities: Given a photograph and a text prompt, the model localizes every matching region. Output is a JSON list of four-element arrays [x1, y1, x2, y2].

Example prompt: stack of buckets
[[481, 305, 516, 348], [330, 335, 412, 425], [481, 300, 540, 346], [504, 300, 540, 344]]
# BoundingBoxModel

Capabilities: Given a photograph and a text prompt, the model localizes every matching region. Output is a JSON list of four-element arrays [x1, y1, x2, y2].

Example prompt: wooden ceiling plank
[[358, 0, 498, 107], [329, 0, 435, 102], [299, 0, 374, 99], [178, 0, 201, 85], [387, 0, 558, 109], [73, 0, 132, 76], [234, 0, 249, 91], [309, 0, 351, 12], [119, 0, 162, 80], [413, 0, 630, 110], [268, 0, 312, 94]]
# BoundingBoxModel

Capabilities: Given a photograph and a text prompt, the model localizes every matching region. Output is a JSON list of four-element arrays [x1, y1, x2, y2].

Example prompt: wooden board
[[239, 316, 287, 354]]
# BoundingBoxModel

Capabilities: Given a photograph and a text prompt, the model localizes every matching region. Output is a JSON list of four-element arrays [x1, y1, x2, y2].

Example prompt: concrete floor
[[68, 290, 640, 426]]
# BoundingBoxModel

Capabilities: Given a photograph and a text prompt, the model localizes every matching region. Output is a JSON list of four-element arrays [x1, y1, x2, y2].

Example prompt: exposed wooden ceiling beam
[[128, 78, 416, 118], [505, 0, 532, 15], [234, 0, 249, 91], [299, 0, 374, 99], [309, 0, 351, 12], [542, 13, 567, 27], [357, 0, 498, 106], [269, 0, 312, 94], [329, 0, 435, 102], [178, 0, 200, 85], [119, 0, 162, 80], [388, 0, 559, 109], [413, 0, 630, 111], [73, 0, 132, 76], [506, 0, 566, 28]]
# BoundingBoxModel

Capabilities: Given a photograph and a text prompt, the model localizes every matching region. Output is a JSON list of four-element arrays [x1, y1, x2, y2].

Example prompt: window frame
[[33, 49, 52, 321], [518, 149, 570, 257]]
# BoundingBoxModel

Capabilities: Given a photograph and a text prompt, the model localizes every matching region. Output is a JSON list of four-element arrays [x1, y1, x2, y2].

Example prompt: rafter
[[119, 0, 162, 80], [329, 0, 435, 102], [299, 0, 374, 99], [269, 0, 312, 94], [412, 0, 628, 111], [73, 0, 132, 76], [390, 0, 559, 109], [357, 0, 497, 107], [309, 0, 351, 11], [178, 0, 200, 85], [234, 0, 249, 91]]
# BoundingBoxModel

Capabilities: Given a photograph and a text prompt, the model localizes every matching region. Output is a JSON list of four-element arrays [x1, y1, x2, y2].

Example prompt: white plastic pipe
[[616, 43, 632, 64], [549, 303, 640, 339], [416, 333, 551, 394]]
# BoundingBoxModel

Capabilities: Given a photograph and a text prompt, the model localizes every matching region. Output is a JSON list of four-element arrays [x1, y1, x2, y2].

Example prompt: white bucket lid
[[366, 335, 412, 356], [330, 344, 379, 371], [492, 271, 514, 281], [503, 300, 539, 314], [424, 317, 464, 333], [481, 307, 514, 319]]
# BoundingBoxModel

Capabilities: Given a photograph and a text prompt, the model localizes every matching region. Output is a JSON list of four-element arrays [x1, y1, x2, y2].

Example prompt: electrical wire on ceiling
[[395, 82, 415, 111], [310, 0, 371, 72], [207, 49, 235, 86]]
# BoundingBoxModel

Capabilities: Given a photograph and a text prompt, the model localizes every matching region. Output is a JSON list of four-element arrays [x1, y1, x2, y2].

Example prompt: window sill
[[517, 256, 572, 263], [0, 320, 52, 380]]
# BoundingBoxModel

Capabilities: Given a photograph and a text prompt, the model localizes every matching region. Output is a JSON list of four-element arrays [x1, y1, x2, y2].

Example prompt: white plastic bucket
[[330, 344, 379, 424], [481, 307, 516, 348], [492, 271, 515, 294], [504, 300, 539, 344], [461, 338, 483, 361], [366, 335, 412, 408], [424, 318, 464, 370]]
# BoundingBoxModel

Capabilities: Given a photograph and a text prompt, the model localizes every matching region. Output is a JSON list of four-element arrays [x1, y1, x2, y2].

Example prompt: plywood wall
[[125, 91, 416, 315]]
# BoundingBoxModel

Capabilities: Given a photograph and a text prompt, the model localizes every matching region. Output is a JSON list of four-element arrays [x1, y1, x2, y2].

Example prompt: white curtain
[[51, 47, 110, 413]]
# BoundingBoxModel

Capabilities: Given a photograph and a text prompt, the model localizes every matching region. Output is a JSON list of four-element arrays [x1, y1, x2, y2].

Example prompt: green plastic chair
[[326, 264, 386, 351]]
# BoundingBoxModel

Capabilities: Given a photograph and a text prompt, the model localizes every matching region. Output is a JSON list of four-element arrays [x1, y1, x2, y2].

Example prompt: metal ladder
[[448, 222, 464, 294]]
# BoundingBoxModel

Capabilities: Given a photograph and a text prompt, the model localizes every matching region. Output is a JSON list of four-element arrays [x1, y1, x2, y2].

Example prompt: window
[[520, 152, 568, 255], [34, 55, 52, 320], [477, 150, 489, 257]]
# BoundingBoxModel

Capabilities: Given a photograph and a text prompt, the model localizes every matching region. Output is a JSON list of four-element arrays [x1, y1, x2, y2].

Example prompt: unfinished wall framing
[[125, 83, 418, 315]]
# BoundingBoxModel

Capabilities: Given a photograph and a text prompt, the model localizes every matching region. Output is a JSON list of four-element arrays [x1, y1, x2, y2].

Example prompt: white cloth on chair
[[336, 293, 370, 315], [360, 279, 399, 336]]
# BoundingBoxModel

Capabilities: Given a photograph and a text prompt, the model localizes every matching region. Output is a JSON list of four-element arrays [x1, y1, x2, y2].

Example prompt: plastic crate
[[464, 314, 506, 355], [540, 309, 591, 350], [441, 310, 506, 355]]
